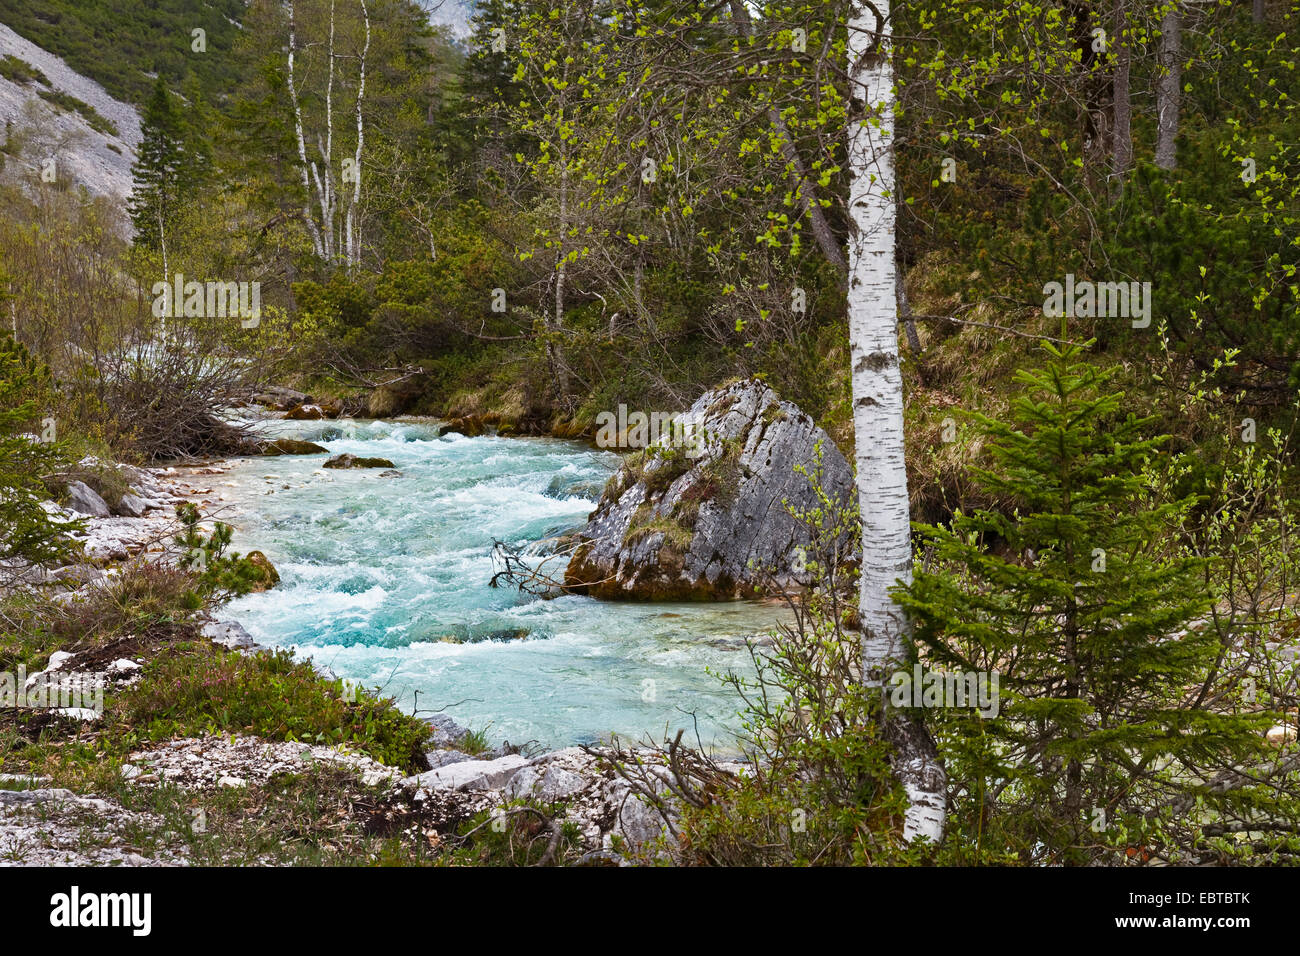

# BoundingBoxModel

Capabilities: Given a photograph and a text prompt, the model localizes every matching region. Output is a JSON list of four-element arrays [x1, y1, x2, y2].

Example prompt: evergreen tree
[[897, 342, 1285, 864], [0, 330, 79, 582], [129, 77, 207, 270]]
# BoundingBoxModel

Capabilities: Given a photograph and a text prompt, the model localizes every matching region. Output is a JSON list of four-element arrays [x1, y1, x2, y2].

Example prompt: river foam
[[217, 415, 784, 750]]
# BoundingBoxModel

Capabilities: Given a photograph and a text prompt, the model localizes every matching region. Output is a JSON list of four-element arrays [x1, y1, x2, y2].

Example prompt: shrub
[[0, 332, 81, 585], [118, 643, 431, 772]]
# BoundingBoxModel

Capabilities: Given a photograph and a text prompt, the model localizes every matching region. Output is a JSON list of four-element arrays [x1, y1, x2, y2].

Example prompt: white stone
[[403, 754, 529, 791]]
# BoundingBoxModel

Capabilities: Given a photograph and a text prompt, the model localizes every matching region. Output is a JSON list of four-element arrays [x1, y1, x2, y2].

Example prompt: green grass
[[623, 508, 694, 550], [117, 642, 431, 771]]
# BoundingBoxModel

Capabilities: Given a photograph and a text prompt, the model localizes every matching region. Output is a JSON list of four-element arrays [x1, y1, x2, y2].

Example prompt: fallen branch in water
[[487, 537, 616, 598]]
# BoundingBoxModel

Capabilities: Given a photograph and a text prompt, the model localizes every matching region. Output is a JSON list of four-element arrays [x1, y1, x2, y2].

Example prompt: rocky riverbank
[[3, 446, 708, 865]]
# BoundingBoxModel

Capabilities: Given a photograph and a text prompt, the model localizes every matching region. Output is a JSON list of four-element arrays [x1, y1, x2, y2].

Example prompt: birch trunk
[[286, 0, 367, 269], [847, 0, 945, 844], [287, 1, 326, 261], [1155, 4, 1181, 170], [346, 0, 369, 269]]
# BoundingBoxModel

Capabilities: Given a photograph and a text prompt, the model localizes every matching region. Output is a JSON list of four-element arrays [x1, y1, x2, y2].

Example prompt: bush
[[0, 332, 81, 585], [118, 643, 431, 772], [898, 342, 1299, 865]]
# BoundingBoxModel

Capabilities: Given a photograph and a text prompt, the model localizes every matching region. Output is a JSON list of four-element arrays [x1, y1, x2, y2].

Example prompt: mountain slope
[[0, 21, 140, 199]]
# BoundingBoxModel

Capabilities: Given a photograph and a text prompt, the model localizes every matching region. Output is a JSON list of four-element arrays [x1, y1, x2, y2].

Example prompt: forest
[[0, 0, 1297, 873]]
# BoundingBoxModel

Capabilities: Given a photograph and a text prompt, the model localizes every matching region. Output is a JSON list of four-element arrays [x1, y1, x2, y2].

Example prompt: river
[[212, 415, 786, 751]]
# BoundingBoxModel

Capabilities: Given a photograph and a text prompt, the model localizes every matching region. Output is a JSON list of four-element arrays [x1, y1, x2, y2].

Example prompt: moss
[[640, 448, 694, 498], [760, 402, 790, 427], [624, 510, 693, 551]]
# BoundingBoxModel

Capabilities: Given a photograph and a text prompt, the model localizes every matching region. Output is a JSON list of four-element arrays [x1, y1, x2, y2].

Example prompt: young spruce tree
[[897, 342, 1279, 865], [0, 330, 79, 580]]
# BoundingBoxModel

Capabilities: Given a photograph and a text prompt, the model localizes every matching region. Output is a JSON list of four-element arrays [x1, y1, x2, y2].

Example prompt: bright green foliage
[[118, 642, 432, 771], [0, 331, 79, 576], [173, 501, 276, 606], [897, 342, 1287, 864]]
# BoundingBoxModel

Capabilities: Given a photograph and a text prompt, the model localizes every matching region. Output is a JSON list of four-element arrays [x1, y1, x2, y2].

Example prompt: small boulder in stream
[[244, 551, 280, 591], [564, 379, 855, 600], [250, 438, 329, 456], [323, 453, 396, 470]]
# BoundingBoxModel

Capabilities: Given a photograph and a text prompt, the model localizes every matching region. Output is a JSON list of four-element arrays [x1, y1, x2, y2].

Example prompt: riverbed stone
[[202, 619, 260, 651], [65, 480, 110, 517], [113, 491, 150, 517], [564, 378, 855, 600], [423, 713, 472, 748], [425, 750, 477, 770], [403, 754, 529, 791], [251, 438, 329, 456], [323, 453, 396, 470]]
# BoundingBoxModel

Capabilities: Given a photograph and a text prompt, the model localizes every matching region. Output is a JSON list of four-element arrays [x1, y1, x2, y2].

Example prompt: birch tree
[[846, 0, 945, 844], [286, 0, 371, 271]]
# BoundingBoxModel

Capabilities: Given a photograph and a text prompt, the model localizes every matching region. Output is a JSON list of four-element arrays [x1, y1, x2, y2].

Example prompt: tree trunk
[[1155, 4, 1182, 170], [1112, 3, 1133, 184], [1253, 0, 1266, 24], [847, 0, 945, 844], [287, 1, 326, 262], [346, 0, 369, 270], [550, 90, 572, 409], [729, 0, 846, 280]]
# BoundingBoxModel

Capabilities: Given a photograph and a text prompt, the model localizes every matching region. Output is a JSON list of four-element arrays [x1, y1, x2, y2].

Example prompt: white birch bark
[[847, 0, 945, 844], [287, 1, 327, 261], [346, 0, 369, 269], [322, 0, 337, 261], [287, 0, 367, 269]]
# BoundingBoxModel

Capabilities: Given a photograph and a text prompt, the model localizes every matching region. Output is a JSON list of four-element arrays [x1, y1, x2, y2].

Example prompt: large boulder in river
[[564, 379, 855, 600]]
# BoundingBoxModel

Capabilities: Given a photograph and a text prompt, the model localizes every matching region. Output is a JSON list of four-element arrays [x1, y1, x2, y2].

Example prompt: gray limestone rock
[[64, 480, 110, 517], [565, 379, 855, 599]]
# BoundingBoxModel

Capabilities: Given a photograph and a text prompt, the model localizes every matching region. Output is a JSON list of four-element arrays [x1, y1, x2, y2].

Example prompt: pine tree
[[0, 330, 79, 582], [896, 342, 1282, 864], [129, 77, 207, 272]]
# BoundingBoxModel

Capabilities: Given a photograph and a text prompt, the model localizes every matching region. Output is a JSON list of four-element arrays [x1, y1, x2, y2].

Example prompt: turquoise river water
[[214, 416, 786, 751]]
